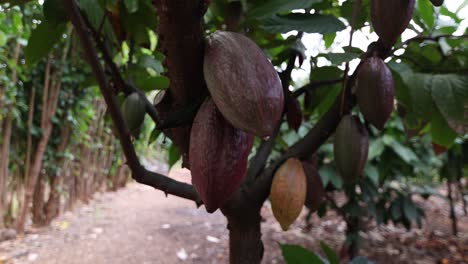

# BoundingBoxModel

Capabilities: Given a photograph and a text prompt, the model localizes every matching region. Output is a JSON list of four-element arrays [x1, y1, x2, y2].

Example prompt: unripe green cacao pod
[[286, 96, 303, 132], [270, 158, 307, 231], [371, 0, 415, 48], [333, 115, 369, 185], [430, 0, 443, 6], [189, 98, 254, 213], [356, 56, 395, 130], [203, 31, 284, 137], [302, 160, 325, 213], [121, 93, 146, 135]]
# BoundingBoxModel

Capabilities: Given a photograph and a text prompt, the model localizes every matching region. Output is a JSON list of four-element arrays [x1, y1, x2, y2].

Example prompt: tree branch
[[65, 0, 200, 203], [292, 78, 343, 97], [395, 34, 468, 51]]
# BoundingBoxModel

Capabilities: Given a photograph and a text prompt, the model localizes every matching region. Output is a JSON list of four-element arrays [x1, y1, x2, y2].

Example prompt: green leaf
[[323, 33, 335, 49], [168, 144, 181, 169], [248, 0, 322, 19], [403, 198, 417, 221], [349, 256, 375, 264], [404, 73, 436, 117], [0, 30, 7, 46], [260, 14, 346, 34], [368, 139, 385, 160], [148, 127, 161, 145], [430, 74, 468, 122], [80, 0, 116, 44], [417, 0, 435, 30], [364, 165, 379, 186], [319, 241, 339, 264], [25, 22, 67, 65], [390, 199, 402, 220], [430, 109, 457, 147], [43, 0, 69, 25], [382, 135, 418, 164], [280, 244, 325, 264], [319, 52, 360, 65], [320, 164, 342, 189], [135, 76, 170, 92], [124, 0, 139, 13], [139, 54, 164, 73]]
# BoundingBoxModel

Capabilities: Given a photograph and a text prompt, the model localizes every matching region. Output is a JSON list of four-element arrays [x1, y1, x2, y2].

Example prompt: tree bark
[[0, 110, 13, 227], [447, 180, 458, 236], [223, 207, 264, 264], [44, 122, 71, 223], [32, 177, 46, 225], [0, 41, 21, 228]]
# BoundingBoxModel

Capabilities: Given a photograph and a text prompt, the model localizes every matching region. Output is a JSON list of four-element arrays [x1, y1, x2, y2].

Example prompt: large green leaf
[[417, 0, 435, 30], [430, 74, 468, 122], [404, 73, 436, 117], [43, 0, 69, 25], [260, 14, 346, 34], [430, 109, 457, 146], [319, 241, 339, 264], [25, 22, 67, 65], [248, 0, 322, 18], [280, 244, 324, 264]]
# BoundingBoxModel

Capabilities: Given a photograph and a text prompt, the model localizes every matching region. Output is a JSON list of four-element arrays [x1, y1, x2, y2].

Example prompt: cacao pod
[[286, 96, 303, 132], [356, 56, 394, 130], [430, 0, 444, 7], [270, 158, 307, 231], [189, 98, 254, 213], [370, 0, 415, 48], [203, 31, 284, 137], [302, 160, 325, 213], [333, 115, 369, 185], [121, 93, 146, 135]]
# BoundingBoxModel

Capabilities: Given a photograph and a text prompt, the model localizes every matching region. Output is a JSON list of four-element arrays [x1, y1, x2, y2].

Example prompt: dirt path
[[0, 167, 467, 264]]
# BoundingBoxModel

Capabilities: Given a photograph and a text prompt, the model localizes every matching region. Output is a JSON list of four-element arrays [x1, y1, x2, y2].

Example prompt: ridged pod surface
[[333, 115, 369, 185], [121, 93, 146, 135], [356, 56, 395, 130], [302, 160, 325, 213], [371, 0, 415, 48], [270, 158, 307, 231], [189, 98, 254, 213], [203, 31, 284, 137]]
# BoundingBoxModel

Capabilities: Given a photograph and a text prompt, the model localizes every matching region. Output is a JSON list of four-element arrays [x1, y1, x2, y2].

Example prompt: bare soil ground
[[0, 167, 466, 264]]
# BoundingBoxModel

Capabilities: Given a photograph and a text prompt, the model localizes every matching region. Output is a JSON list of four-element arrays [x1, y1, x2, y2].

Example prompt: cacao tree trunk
[[447, 180, 458, 236], [0, 110, 12, 227], [227, 212, 264, 264], [32, 177, 46, 225]]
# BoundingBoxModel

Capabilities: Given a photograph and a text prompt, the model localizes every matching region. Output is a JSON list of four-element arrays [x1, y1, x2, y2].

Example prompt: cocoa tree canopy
[[1, 0, 467, 262]]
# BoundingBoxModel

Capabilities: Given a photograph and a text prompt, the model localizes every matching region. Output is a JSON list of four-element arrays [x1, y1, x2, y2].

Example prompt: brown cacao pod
[[356, 56, 395, 130], [270, 158, 307, 231], [203, 31, 284, 137], [189, 98, 254, 213], [370, 0, 415, 48], [333, 115, 369, 185], [302, 160, 325, 213], [430, 0, 444, 7], [286, 96, 303, 132]]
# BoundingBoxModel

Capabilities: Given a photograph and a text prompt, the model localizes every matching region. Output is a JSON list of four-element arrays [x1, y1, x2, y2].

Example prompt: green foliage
[[281, 243, 375, 264]]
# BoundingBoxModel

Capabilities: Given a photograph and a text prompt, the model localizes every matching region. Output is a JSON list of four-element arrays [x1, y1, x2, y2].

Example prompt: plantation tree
[[4, 0, 467, 263], [0, 4, 129, 231]]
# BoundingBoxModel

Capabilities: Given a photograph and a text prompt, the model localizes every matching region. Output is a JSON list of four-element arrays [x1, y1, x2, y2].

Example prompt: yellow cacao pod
[[270, 158, 307, 231]]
